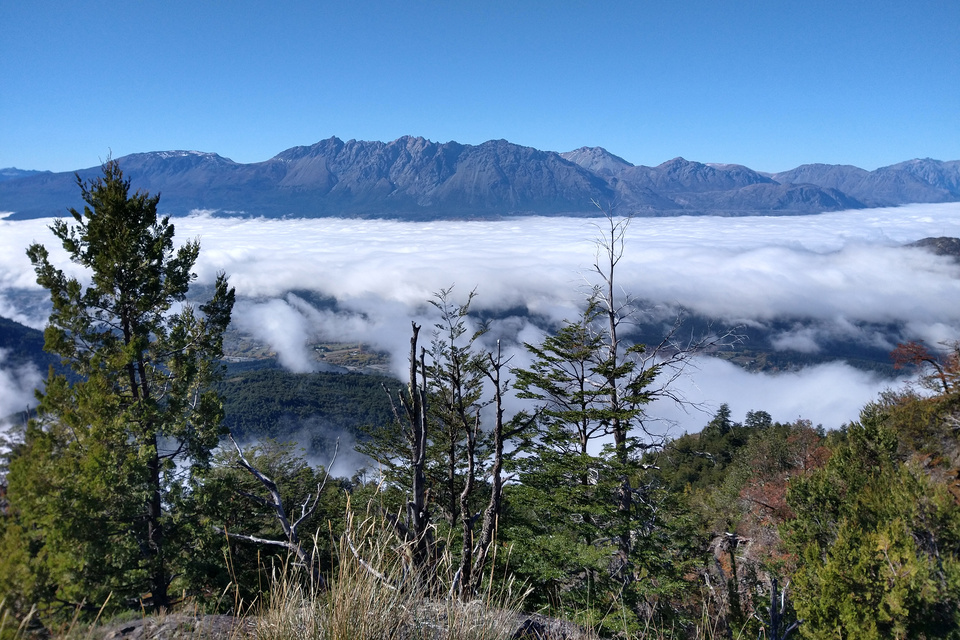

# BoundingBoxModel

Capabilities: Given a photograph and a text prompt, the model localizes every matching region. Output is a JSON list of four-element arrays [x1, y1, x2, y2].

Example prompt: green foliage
[[785, 411, 960, 639], [658, 411, 826, 638], [8, 177, 960, 638], [423, 287, 490, 528], [1, 160, 235, 618], [504, 297, 699, 635], [653, 404, 756, 495], [513, 303, 609, 458]]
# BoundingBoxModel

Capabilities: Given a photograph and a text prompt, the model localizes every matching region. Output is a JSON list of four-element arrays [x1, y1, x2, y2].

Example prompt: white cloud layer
[[648, 357, 898, 436], [0, 348, 42, 424], [2, 202, 959, 433]]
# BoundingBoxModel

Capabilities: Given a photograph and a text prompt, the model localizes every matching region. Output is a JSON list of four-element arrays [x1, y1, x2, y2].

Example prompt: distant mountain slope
[[260, 137, 614, 217], [560, 146, 634, 178], [0, 316, 57, 374], [2, 137, 957, 220], [771, 159, 960, 207], [621, 157, 776, 193], [0, 139, 614, 219], [0, 168, 51, 183]]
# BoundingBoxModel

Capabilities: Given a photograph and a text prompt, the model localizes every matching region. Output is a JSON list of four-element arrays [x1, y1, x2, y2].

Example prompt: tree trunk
[[403, 324, 436, 582], [455, 414, 478, 598], [467, 345, 509, 596], [146, 433, 169, 609]]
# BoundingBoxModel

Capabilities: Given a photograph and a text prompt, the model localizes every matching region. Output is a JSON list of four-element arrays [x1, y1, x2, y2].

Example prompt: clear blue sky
[[2, 1, 958, 173]]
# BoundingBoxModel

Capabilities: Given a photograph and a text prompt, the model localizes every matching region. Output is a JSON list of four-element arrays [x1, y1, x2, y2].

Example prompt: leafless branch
[[222, 433, 331, 590]]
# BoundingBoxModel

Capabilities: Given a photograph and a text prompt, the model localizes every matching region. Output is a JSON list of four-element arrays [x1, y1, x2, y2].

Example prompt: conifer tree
[[3, 160, 234, 614], [424, 287, 488, 530], [504, 214, 707, 630]]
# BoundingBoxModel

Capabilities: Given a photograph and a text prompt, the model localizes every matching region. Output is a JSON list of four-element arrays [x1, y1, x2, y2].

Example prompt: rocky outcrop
[[95, 615, 256, 640], [89, 609, 595, 640], [907, 236, 960, 262]]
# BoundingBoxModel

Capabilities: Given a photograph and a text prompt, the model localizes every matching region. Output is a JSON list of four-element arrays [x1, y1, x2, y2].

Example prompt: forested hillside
[[1, 164, 959, 640], [216, 366, 396, 453]]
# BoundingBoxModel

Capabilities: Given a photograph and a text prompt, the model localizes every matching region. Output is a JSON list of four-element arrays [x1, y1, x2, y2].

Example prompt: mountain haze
[[1, 137, 958, 219]]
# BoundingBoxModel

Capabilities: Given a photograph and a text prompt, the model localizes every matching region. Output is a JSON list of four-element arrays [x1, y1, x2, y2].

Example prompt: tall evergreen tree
[[424, 287, 488, 530], [2, 160, 234, 615], [504, 215, 707, 631]]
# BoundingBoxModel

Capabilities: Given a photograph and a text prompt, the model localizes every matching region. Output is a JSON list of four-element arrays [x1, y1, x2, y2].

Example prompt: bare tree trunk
[[447, 430, 458, 527], [593, 212, 633, 561], [467, 343, 509, 596], [400, 323, 437, 583], [454, 413, 478, 598], [767, 578, 802, 640]]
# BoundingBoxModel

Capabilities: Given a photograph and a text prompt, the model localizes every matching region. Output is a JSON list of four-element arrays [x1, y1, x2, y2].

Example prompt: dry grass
[[255, 516, 537, 640]]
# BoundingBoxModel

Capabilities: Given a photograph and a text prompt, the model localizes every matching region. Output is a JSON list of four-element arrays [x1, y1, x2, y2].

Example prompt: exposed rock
[[88, 608, 595, 640], [907, 236, 960, 262], [95, 615, 255, 640], [84, 601, 596, 640]]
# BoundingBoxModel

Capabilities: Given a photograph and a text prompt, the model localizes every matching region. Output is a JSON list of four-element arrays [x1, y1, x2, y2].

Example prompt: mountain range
[[1, 137, 958, 219]]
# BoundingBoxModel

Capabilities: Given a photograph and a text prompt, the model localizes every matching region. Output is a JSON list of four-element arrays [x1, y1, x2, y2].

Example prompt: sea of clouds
[[3, 202, 960, 437]]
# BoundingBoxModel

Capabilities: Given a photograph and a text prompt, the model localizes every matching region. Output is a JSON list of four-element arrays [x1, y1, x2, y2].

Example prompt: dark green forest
[[215, 366, 396, 453], [1, 163, 959, 640]]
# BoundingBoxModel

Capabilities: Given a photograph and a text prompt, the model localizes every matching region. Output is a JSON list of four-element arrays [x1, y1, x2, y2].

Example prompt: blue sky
[[2, 1, 958, 173]]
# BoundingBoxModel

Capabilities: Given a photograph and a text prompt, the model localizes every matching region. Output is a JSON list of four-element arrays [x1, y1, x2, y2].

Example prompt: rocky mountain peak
[[560, 147, 633, 178]]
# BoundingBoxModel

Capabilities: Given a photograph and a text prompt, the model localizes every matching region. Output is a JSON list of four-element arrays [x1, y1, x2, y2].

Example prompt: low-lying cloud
[[0, 348, 42, 427], [649, 357, 897, 436], [3, 203, 960, 434]]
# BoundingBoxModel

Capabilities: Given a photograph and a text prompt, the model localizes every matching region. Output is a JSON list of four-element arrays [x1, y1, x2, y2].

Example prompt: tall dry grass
[[256, 513, 536, 640]]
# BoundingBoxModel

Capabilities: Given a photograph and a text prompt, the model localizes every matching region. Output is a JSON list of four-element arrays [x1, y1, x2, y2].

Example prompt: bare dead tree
[[215, 434, 337, 590], [588, 207, 737, 448], [450, 340, 513, 599], [360, 316, 486, 596], [468, 341, 511, 594], [764, 578, 802, 640], [452, 411, 480, 598], [589, 210, 637, 562], [368, 321, 441, 590]]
